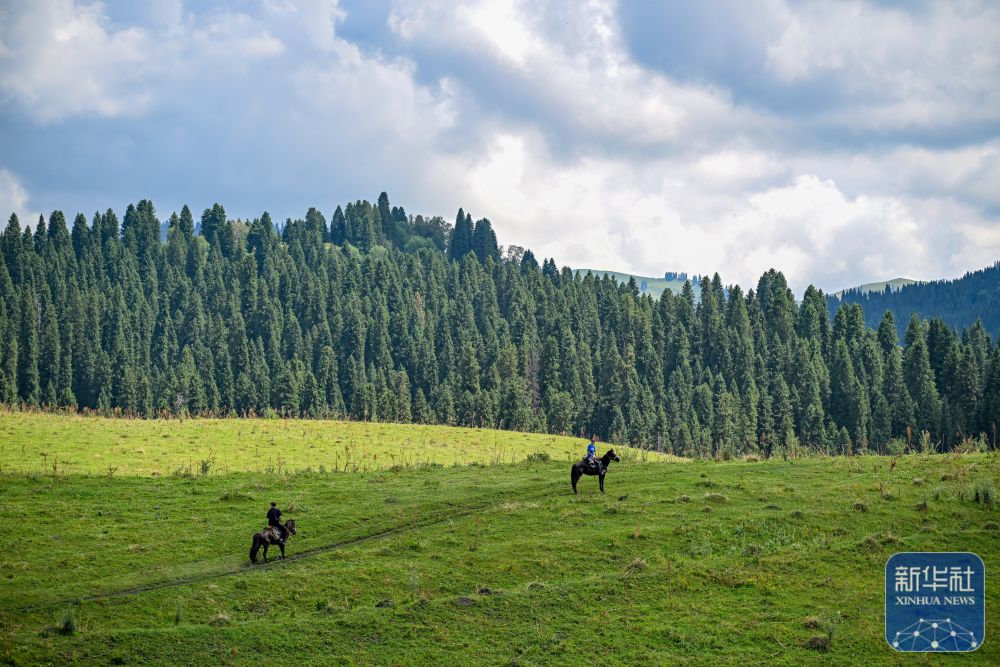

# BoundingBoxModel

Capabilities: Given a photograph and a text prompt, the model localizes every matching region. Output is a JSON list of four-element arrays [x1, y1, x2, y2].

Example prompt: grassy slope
[[575, 269, 690, 300], [0, 413, 665, 476], [832, 278, 921, 298], [0, 422, 995, 666]]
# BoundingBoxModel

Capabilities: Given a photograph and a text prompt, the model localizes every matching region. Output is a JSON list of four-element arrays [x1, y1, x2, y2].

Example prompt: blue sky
[[1, 0, 998, 292]]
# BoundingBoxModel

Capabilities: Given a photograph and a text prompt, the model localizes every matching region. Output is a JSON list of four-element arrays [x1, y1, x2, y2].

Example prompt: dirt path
[[14, 481, 571, 612]]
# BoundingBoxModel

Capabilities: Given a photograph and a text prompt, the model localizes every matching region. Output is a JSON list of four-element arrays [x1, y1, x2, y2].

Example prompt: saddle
[[583, 458, 603, 473]]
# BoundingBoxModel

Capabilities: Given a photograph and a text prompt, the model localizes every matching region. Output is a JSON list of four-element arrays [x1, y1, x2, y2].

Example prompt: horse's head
[[605, 449, 621, 463], [285, 519, 296, 535]]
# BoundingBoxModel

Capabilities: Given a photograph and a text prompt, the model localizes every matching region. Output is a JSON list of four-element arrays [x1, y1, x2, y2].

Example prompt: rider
[[266, 502, 287, 544], [585, 436, 604, 474]]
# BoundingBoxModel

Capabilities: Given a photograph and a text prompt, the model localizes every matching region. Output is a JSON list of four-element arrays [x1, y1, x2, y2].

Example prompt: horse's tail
[[250, 533, 262, 563]]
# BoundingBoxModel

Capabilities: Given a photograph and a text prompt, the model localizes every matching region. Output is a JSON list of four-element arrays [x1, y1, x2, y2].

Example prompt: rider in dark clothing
[[267, 502, 287, 544]]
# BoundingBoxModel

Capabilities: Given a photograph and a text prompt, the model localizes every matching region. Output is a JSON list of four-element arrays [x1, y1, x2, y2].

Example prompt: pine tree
[[17, 288, 41, 405], [448, 209, 474, 261], [903, 315, 941, 436], [471, 218, 500, 263]]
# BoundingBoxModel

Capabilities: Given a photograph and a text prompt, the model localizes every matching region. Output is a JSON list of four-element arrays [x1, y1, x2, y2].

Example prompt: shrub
[[860, 531, 901, 550], [803, 618, 835, 651], [703, 492, 728, 503], [625, 558, 647, 575], [973, 479, 995, 507], [885, 438, 907, 456], [525, 451, 550, 464], [58, 608, 76, 636], [804, 635, 831, 651], [315, 600, 330, 612], [852, 501, 868, 512], [677, 495, 691, 503], [208, 612, 230, 626]]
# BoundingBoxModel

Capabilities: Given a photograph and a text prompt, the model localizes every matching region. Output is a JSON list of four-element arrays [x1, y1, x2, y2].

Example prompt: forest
[[0, 193, 997, 456], [831, 261, 1000, 338]]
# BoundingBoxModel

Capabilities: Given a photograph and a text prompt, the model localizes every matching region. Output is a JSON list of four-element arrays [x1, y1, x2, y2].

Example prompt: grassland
[[0, 412, 665, 476], [574, 269, 690, 300], [0, 414, 997, 665], [832, 278, 921, 297]]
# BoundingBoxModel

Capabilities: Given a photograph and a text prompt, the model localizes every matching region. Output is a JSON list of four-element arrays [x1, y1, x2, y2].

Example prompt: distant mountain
[[831, 278, 921, 298], [574, 269, 696, 299], [828, 261, 1000, 339]]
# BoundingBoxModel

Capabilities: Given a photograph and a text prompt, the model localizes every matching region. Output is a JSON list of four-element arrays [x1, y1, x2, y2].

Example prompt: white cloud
[[191, 12, 286, 61], [388, 0, 758, 147], [0, 0, 155, 122], [0, 169, 39, 228], [426, 130, 999, 292], [0, 0, 996, 296], [765, 0, 1000, 129]]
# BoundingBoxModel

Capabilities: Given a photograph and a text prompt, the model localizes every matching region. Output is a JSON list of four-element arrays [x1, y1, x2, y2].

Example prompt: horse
[[571, 449, 621, 494], [249, 519, 296, 563]]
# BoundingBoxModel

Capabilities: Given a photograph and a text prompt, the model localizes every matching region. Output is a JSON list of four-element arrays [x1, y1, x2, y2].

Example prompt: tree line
[[830, 261, 1000, 340], [1, 194, 997, 456]]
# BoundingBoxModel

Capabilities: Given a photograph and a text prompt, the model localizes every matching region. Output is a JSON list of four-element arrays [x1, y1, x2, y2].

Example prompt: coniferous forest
[[1, 194, 998, 456], [830, 261, 1000, 339]]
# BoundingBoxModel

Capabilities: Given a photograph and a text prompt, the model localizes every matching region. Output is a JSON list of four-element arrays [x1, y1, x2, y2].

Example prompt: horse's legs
[[279, 542, 286, 559], [599, 473, 605, 493], [263, 543, 269, 562], [571, 468, 579, 494]]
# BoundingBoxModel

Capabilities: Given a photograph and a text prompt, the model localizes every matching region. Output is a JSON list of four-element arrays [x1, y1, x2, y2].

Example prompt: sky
[[1, 0, 999, 294]]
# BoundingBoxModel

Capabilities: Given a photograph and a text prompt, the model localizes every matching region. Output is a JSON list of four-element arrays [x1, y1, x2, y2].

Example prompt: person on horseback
[[584, 436, 604, 474], [266, 501, 287, 545]]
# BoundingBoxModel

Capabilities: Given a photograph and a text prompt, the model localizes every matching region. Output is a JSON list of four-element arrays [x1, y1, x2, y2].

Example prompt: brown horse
[[249, 519, 296, 563]]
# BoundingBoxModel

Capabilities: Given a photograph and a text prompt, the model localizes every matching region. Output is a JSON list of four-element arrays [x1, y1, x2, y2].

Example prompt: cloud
[[387, 0, 761, 151], [0, 0, 997, 295], [0, 0, 155, 122], [621, 1, 1000, 147], [0, 169, 39, 227]]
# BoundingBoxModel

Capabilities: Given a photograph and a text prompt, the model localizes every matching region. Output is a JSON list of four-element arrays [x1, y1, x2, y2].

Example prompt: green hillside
[[0, 412, 667, 476], [2, 414, 996, 665], [574, 268, 692, 299], [832, 278, 921, 298]]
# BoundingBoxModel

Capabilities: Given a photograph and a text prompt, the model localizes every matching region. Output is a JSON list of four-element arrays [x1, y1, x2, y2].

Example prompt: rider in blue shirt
[[585, 436, 603, 473]]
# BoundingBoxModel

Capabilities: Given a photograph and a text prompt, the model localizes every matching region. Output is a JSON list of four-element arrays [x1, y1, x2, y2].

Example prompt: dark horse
[[249, 519, 296, 563], [571, 449, 620, 494]]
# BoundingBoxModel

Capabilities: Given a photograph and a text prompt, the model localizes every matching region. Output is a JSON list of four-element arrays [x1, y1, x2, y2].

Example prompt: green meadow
[[0, 412, 668, 476], [0, 414, 997, 665]]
